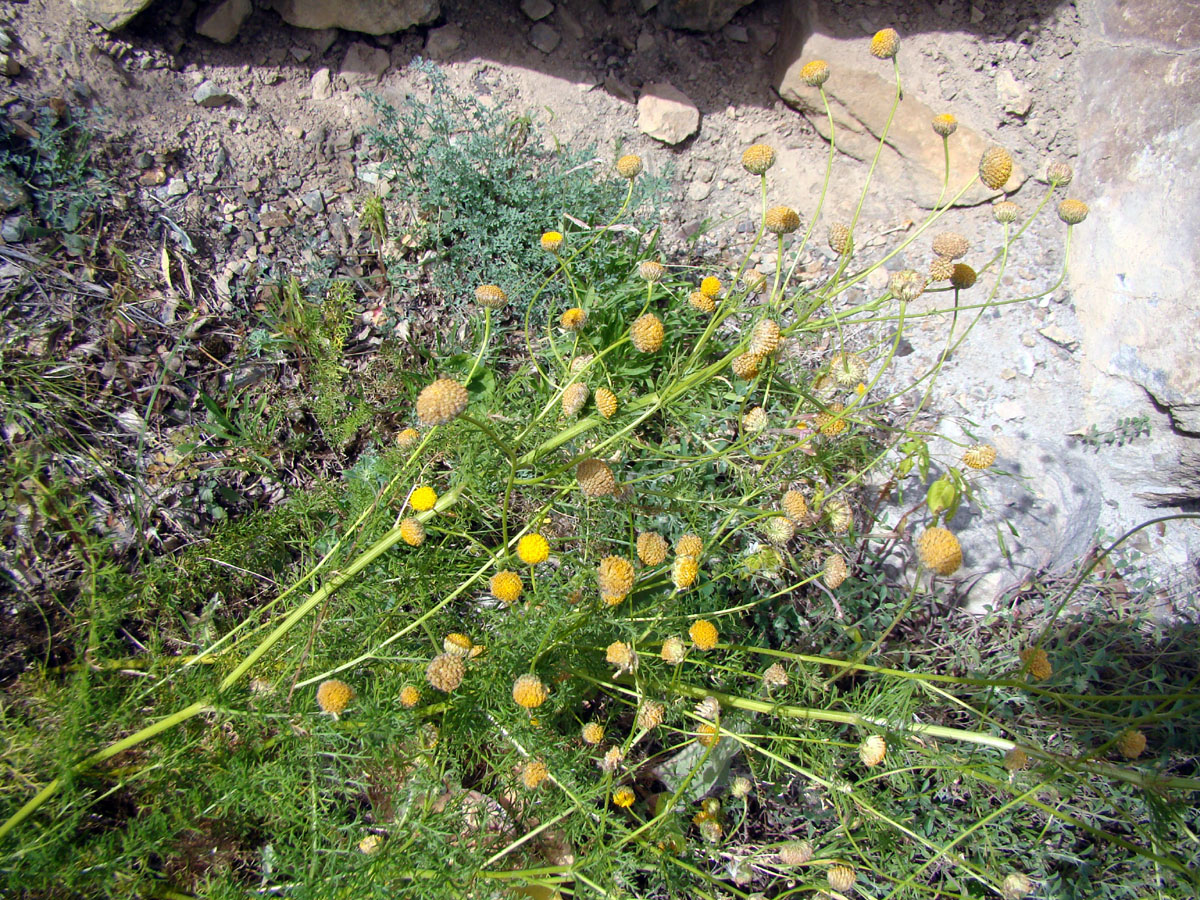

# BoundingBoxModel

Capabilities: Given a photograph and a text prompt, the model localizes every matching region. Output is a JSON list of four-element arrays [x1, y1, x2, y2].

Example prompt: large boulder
[[70, 0, 155, 31], [272, 0, 439, 34], [774, 1, 1025, 208]]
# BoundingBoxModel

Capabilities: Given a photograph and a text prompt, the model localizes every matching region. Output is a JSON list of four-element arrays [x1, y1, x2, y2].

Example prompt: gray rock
[[1, 215, 26, 243], [725, 24, 748, 43], [996, 68, 1032, 116], [555, 6, 584, 40], [520, 0, 554, 22], [193, 80, 235, 107], [424, 23, 462, 60], [301, 189, 325, 213], [687, 179, 712, 201], [310, 67, 332, 100], [272, 0, 439, 34], [196, 0, 252, 44], [69, 0, 155, 31], [656, 0, 756, 32], [341, 41, 390, 82], [637, 82, 700, 144], [0, 171, 28, 216], [166, 177, 189, 197], [529, 22, 561, 54]]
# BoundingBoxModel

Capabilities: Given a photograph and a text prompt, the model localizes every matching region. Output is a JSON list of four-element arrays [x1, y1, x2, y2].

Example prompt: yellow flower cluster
[[689, 619, 718, 650], [316, 679, 354, 716]]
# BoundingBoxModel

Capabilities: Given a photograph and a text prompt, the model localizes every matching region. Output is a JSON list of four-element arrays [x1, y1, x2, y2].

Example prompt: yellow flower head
[[577, 458, 617, 497], [828, 222, 853, 255], [541, 230, 564, 252], [781, 489, 808, 522], [676, 533, 704, 557], [741, 144, 776, 176], [594, 386, 618, 419], [742, 268, 767, 293], [512, 673, 549, 709], [400, 517, 426, 547], [689, 290, 716, 313], [917, 527, 963, 575], [399, 685, 420, 708], [749, 319, 781, 357], [443, 633, 473, 657], [396, 427, 419, 448], [560, 307, 587, 330], [616, 154, 642, 179], [1116, 728, 1147, 760], [1001, 873, 1032, 900], [416, 378, 469, 427], [932, 113, 958, 136], [517, 533, 550, 565], [410, 485, 438, 512], [731, 352, 763, 379], [859, 734, 887, 766], [522, 758, 549, 789], [979, 146, 1014, 191], [582, 722, 605, 744], [490, 570, 524, 604], [962, 444, 997, 469], [699, 275, 722, 298], [1020, 647, 1052, 681], [932, 231, 969, 260], [870, 27, 900, 59], [317, 679, 354, 716], [1057, 198, 1089, 225], [597, 556, 635, 600], [474, 284, 508, 310], [825, 497, 854, 533], [950, 263, 977, 290], [637, 531, 669, 566], [605, 640, 635, 672], [764, 205, 801, 235], [816, 402, 848, 436], [800, 59, 830, 87], [612, 785, 636, 807], [929, 256, 955, 282], [630, 313, 664, 352], [697, 723, 720, 747], [426, 653, 465, 692], [689, 619, 718, 650], [672, 554, 699, 589]]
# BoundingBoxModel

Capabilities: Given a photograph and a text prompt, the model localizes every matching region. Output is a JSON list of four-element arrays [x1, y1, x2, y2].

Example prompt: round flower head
[[359, 834, 383, 854], [582, 722, 605, 744], [828, 865, 857, 893], [410, 485, 438, 512], [522, 759, 549, 789], [764, 205, 801, 235], [993, 200, 1020, 224], [950, 263, 977, 290], [824, 553, 849, 589], [562, 382, 589, 418], [444, 633, 473, 657], [399, 685, 420, 708], [490, 570, 524, 604], [1001, 873, 1032, 900], [742, 268, 768, 293], [661, 635, 686, 664], [889, 269, 928, 301], [732, 352, 763, 379], [612, 785, 636, 807], [962, 444, 997, 469], [932, 231, 969, 260], [637, 700, 665, 730], [932, 113, 958, 137], [569, 354, 594, 375], [917, 527, 962, 575], [595, 386, 618, 419], [616, 153, 642, 179], [560, 307, 587, 330], [416, 378, 469, 427], [1000, 747, 1028, 772], [697, 723, 720, 747], [1116, 728, 1147, 759], [929, 256, 955, 283], [782, 489, 808, 522], [816, 402, 848, 436], [577, 458, 616, 497], [778, 840, 813, 866], [699, 275, 722, 298], [672, 554, 699, 589], [695, 696, 721, 720], [730, 776, 753, 798], [1020, 647, 1052, 681], [541, 230, 564, 252], [517, 533, 550, 565], [870, 27, 900, 58], [800, 59, 830, 87], [825, 498, 854, 533], [426, 653, 465, 692], [979, 146, 1014, 191], [512, 673, 549, 709], [763, 662, 789, 687], [630, 313, 664, 352], [830, 352, 867, 387], [749, 319, 781, 357], [474, 284, 507, 310], [596, 556, 635, 600], [764, 515, 796, 545], [676, 533, 704, 557], [689, 290, 716, 313], [1057, 198, 1089, 225], [396, 427, 419, 449], [600, 745, 624, 773], [689, 619, 718, 650], [317, 679, 354, 716], [742, 406, 768, 434], [1047, 160, 1073, 186], [637, 531, 669, 566], [859, 734, 887, 767], [605, 640, 636, 674], [637, 260, 666, 283], [828, 222, 853, 256], [400, 517, 426, 547], [741, 143, 776, 176]]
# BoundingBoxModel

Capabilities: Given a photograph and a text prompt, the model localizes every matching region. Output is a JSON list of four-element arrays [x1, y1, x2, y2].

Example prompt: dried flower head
[[1020, 647, 1052, 681], [637, 700, 665, 730], [828, 864, 857, 893], [636, 531, 669, 566], [426, 653, 465, 692], [732, 352, 763, 379], [765, 515, 796, 545], [824, 553, 849, 589], [741, 143, 777, 176], [962, 444, 997, 469], [605, 640, 637, 676], [661, 635, 686, 665], [695, 695, 721, 720], [630, 313, 664, 352], [443, 633, 473, 657], [765, 205, 801, 234], [993, 200, 1020, 224], [979, 146, 1014, 190], [929, 256, 955, 282], [870, 27, 900, 58], [825, 498, 854, 533], [801, 59, 830, 86], [1047, 161, 1073, 186], [577, 458, 616, 497], [743, 406, 768, 434], [689, 290, 716, 313], [399, 685, 420, 708], [932, 232, 969, 260], [1116, 728, 1147, 759], [560, 307, 587, 330], [763, 662, 789, 687], [395, 427, 420, 449], [749, 319, 781, 357], [730, 776, 753, 798], [601, 745, 624, 773], [616, 154, 642, 179], [932, 113, 958, 136], [317, 679, 354, 716], [676, 533, 704, 557], [828, 222, 854, 255], [562, 382, 589, 418], [512, 673, 549, 709], [541, 230, 564, 252], [830, 352, 867, 387], [1057, 198, 1089, 225], [742, 268, 768, 293], [779, 492, 807, 525], [816, 402, 848, 437], [474, 284, 508, 310], [699, 275, 722, 297], [950, 263, 977, 290], [638, 260, 666, 283], [689, 619, 719, 650], [490, 570, 524, 605], [400, 517, 426, 547], [612, 785, 636, 807], [569, 354, 594, 375], [1003, 747, 1029, 771], [416, 378, 469, 427], [597, 556, 635, 600], [1001, 872, 1032, 900], [592, 386, 618, 420], [672, 554, 700, 589], [917, 527, 963, 575], [522, 759, 549, 789], [859, 734, 887, 767], [889, 269, 928, 302], [517, 533, 550, 565], [697, 723, 720, 748], [582, 722, 605, 744]]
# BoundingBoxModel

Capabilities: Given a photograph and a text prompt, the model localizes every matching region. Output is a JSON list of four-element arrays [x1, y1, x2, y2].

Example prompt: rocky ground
[[2, 0, 1197, 620]]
